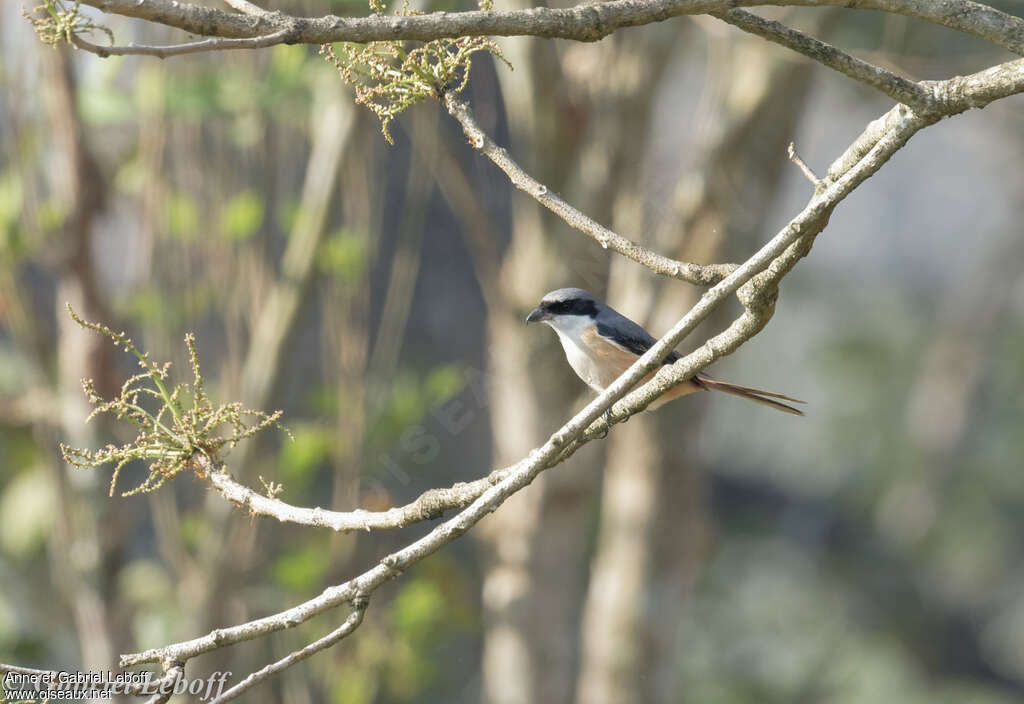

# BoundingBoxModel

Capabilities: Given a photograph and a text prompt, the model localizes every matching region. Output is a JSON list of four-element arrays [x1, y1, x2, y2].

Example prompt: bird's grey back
[[594, 304, 682, 363]]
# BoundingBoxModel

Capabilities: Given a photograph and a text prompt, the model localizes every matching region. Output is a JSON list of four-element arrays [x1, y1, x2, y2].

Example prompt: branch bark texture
[[76, 0, 1024, 54]]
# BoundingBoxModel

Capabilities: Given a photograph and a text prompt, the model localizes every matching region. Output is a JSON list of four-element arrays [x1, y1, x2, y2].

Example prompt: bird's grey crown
[[540, 288, 597, 306], [537, 288, 601, 318]]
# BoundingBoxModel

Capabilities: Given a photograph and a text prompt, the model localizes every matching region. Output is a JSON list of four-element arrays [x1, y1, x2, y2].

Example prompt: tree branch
[[73, 0, 1024, 53], [207, 603, 367, 704], [788, 141, 823, 191], [443, 94, 738, 286], [712, 9, 934, 110], [70, 27, 294, 57], [200, 452, 508, 532]]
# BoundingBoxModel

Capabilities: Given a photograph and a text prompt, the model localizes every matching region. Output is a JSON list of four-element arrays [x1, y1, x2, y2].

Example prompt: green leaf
[[219, 189, 265, 241]]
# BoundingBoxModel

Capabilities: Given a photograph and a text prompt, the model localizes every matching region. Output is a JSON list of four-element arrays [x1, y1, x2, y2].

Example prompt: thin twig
[[142, 664, 183, 704], [70, 27, 293, 58], [443, 94, 739, 286], [207, 604, 367, 704], [712, 9, 934, 110], [787, 142, 823, 191]]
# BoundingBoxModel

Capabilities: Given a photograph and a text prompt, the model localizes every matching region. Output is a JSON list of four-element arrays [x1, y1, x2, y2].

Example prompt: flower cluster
[[322, 0, 509, 143], [61, 305, 287, 496], [23, 0, 112, 48]]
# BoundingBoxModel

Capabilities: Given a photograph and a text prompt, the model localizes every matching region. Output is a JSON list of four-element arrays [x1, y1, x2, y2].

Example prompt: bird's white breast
[[546, 317, 609, 392]]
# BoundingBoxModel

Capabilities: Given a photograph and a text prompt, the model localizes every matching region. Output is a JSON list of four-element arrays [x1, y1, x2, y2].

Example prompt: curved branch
[[444, 95, 739, 286], [207, 603, 367, 704], [70, 27, 294, 57], [75, 0, 1024, 53], [712, 9, 934, 110], [201, 452, 508, 532]]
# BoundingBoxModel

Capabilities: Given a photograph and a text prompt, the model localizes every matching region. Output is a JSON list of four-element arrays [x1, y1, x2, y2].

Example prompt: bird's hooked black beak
[[526, 307, 548, 324]]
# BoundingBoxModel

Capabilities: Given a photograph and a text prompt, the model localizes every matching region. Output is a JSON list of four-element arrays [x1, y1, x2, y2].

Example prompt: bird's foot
[[597, 408, 612, 439]]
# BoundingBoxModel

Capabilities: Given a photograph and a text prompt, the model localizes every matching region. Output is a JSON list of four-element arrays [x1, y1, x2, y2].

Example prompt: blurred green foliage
[[365, 366, 464, 456], [274, 542, 332, 593], [319, 229, 369, 280], [219, 189, 265, 241], [278, 423, 336, 494]]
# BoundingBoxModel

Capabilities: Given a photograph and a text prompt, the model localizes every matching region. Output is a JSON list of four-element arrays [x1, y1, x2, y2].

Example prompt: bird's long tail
[[697, 376, 805, 416]]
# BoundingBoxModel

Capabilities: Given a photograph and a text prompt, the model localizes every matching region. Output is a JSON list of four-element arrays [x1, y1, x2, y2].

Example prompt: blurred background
[[2, 1, 1024, 702]]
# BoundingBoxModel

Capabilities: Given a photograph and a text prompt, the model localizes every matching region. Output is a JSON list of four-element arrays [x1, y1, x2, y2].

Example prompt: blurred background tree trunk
[[41, 43, 125, 674]]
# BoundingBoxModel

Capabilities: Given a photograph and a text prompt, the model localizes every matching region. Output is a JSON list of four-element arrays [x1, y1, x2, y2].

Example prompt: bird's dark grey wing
[[594, 306, 682, 364]]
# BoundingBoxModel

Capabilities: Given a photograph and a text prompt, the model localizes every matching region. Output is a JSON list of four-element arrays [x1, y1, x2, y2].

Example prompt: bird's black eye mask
[[544, 299, 598, 317]]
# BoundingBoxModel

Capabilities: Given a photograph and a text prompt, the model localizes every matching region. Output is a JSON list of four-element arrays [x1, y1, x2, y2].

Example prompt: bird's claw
[[597, 408, 612, 439]]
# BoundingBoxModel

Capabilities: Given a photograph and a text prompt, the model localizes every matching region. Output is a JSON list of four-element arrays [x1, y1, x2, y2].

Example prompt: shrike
[[526, 288, 804, 415]]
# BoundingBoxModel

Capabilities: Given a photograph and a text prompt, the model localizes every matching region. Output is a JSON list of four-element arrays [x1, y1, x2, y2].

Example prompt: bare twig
[[443, 94, 739, 286], [207, 603, 367, 704], [200, 452, 508, 532], [788, 142, 823, 191], [70, 27, 294, 58], [712, 9, 934, 109], [141, 664, 183, 704]]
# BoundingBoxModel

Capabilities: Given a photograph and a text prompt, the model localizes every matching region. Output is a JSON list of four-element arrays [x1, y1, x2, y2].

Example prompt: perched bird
[[526, 288, 804, 415]]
